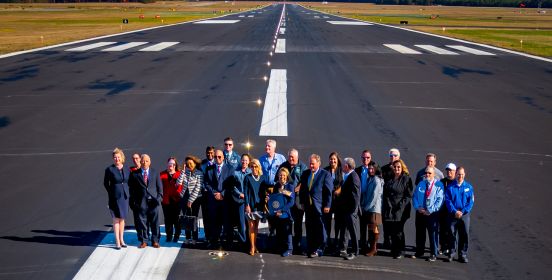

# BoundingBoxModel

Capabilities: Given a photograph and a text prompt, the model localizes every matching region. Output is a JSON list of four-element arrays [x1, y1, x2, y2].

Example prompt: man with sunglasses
[[223, 137, 241, 170], [415, 153, 444, 186], [412, 167, 444, 261]]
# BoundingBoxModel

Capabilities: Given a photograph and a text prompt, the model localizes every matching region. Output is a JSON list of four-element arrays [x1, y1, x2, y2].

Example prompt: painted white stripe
[[239, 15, 245, 18], [138, 42, 179, 52], [383, 44, 422, 54], [314, 16, 320, 18], [65, 42, 117, 52], [415, 44, 458, 55], [327, 21, 372, 26], [323, 16, 329, 19], [73, 225, 187, 280], [248, 15, 254, 18], [259, 69, 288, 137], [446, 45, 495, 56], [279, 28, 286, 35], [275, 38, 286, 53], [101, 42, 148, 52], [194, 19, 240, 24]]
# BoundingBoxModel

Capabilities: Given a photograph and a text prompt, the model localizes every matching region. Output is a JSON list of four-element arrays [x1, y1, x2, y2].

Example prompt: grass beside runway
[[0, 1, 268, 55], [304, 2, 552, 57]]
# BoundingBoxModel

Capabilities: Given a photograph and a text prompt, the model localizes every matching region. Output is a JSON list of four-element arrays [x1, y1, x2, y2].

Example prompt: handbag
[[179, 207, 197, 232]]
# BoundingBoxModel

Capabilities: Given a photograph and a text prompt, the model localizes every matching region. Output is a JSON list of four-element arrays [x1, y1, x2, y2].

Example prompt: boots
[[366, 231, 379, 257]]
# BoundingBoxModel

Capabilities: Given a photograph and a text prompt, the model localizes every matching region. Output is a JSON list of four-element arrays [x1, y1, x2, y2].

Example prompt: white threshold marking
[[101, 42, 148, 52], [275, 38, 286, 53], [327, 21, 372, 26], [383, 44, 422, 54], [239, 15, 245, 18], [139, 42, 179, 52], [279, 27, 286, 35], [73, 225, 188, 280], [446, 45, 495, 56], [248, 15, 254, 18], [65, 42, 117, 52], [415, 44, 458, 55], [194, 19, 240, 24], [259, 69, 288, 137]]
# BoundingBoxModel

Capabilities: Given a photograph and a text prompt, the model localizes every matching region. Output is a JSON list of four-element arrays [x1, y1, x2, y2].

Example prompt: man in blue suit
[[204, 149, 235, 249], [129, 154, 163, 249], [299, 154, 333, 258]]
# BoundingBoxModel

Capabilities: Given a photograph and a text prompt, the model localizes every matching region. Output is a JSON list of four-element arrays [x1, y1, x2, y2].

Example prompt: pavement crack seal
[[281, 259, 445, 280], [258, 254, 265, 280]]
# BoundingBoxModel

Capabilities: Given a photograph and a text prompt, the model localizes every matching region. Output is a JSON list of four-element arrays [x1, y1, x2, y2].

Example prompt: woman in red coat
[[160, 157, 182, 242]]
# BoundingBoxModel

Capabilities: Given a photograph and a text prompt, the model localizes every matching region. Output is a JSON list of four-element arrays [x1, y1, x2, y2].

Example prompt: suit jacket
[[103, 165, 130, 209], [340, 171, 361, 214], [277, 161, 308, 187], [128, 167, 163, 211], [204, 163, 234, 198], [299, 168, 333, 214]]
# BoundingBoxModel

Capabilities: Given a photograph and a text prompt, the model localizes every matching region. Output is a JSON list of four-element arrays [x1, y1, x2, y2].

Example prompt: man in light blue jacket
[[413, 166, 444, 262]]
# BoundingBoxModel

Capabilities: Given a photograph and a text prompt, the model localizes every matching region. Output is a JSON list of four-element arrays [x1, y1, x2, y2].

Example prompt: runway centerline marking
[[415, 45, 459, 55], [65, 42, 117, 52], [383, 44, 422, 54], [327, 21, 372, 26], [101, 42, 148, 52], [139, 42, 179, 52], [275, 39, 286, 53], [194, 19, 241, 24], [446, 45, 495, 56], [259, 69, 288, 137], [279, 27, 286, 35]]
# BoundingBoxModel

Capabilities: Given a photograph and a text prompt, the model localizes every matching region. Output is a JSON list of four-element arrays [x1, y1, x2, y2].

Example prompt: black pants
[[359, 211, 371, 252], [339, 212, 360, 255], [275, 218, 293, 254], [135, 201, 160, 243], [207, 196, 228, 246], [182, 197, 202, 240], [415, 212, 440, 256], [305, 207, 327, 254], [438, 206, 449, 251], [162, 202, 181, 241], [291, 205, 305, 250], [384, 220, 406, 257]]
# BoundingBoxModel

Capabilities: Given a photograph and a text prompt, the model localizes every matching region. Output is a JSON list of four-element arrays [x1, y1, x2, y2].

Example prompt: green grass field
[[0, 1, 267, 54], [306, 2, 552, 57]]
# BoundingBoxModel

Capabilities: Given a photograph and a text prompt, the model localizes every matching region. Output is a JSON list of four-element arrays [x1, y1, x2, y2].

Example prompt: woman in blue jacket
[[269, 167, 295, 257], [103, 148, 130, 249], [244, 159, 267, 256]]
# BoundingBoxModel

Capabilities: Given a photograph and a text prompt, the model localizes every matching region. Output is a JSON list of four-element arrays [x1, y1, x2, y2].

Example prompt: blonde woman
[[103, 148, 130, 249], [243, 159, 267, 255]]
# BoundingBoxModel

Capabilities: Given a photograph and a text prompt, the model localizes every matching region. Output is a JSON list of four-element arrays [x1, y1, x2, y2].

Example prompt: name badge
[[464, 188, 470, 192]]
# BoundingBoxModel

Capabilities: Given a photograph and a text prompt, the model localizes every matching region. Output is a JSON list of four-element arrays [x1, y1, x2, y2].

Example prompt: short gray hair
[[266, 139, 277, 148], [343, 157, 355, 169], [288, 148, 298, 157], [310, 154, 321, 163]]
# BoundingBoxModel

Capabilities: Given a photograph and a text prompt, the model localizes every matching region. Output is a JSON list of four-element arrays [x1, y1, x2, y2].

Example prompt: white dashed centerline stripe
[[279, 28, 286, 35], [259, 69, 288, 137], [101, 42, 148, 52], [383, 44, 422, 54], [415, 45, 458, 55], [327, 21, 372, 26], [65, 42, 117, 52], [446, 45, 495, 56], [139, 42, 179, 52], [194, 19, 240, 24], [275, 39, 286, 53]]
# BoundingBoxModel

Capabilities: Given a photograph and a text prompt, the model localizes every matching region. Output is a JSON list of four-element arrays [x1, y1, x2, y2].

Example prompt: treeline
[[371, 0, 551, 8]]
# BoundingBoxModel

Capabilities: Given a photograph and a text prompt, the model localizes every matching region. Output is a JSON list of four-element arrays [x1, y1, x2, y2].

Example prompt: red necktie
[[217, 165, 221, 178], [143, 171, 148, 185]]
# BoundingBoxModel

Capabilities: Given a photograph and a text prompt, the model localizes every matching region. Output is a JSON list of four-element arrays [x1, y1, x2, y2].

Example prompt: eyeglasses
[[215, 156, 223, 159], [389, 154, 399, 157], [425, 172, 433, 175], [362, 156, 371, 159], [224, 143, 233, 146]]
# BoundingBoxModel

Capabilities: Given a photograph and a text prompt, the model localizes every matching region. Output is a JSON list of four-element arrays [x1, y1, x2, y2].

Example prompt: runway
[[0, 3, 551, 280]]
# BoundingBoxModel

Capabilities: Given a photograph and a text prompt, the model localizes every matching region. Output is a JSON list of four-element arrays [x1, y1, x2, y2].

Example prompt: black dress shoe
[[445, 254, 453, 262], [459, 256, 469, 263], [393, 254, 404, 259], [426, 255, 437, 262]]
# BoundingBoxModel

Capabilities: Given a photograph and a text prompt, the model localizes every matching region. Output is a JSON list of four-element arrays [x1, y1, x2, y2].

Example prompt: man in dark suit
[[204, 149, 235, 248], [299, 154, 333, 258], [129, 154, 163, 248], [338, 158, 361, 260]]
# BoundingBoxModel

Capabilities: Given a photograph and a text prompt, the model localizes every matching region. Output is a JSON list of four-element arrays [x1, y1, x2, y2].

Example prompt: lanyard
[[425, 179, 435, 198]]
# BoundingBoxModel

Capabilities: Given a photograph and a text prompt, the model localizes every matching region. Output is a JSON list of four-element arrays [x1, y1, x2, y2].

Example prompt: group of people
[[103, 138, 474, 263]]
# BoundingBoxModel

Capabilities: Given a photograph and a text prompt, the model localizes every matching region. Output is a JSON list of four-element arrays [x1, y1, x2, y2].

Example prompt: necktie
[[308, 172, 315, 205], [143, 171, 148, 185], [217, 165, 221, 178]]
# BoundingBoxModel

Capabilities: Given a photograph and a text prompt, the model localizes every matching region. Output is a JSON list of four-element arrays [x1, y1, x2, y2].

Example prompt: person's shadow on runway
[[0, 228, 116, 247]]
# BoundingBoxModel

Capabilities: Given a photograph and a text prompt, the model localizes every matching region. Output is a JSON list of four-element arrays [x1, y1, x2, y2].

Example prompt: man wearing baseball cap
[[438, 163, 457, 256]]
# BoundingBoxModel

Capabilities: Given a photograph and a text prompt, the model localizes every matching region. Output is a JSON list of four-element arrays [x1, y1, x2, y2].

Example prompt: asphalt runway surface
[[0, 3, 551, 280]]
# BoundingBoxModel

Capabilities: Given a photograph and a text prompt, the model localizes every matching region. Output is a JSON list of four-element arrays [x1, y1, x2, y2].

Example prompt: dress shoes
[[393, 254, 404, 259], [459, 256, 469, 263], [339, 250, 348, 258], [445, 254, 453, 262], [139, 242, 147, 249], [152, 242, 160, 248], [121, 244, 127, 248], [281, 251, 292, 257], [426, 255, 437, 262], [308, 250, 322, 258]]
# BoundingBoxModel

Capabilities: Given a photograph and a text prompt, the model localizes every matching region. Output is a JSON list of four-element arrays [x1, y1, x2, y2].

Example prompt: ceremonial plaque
[[268, 193, 288, 218]]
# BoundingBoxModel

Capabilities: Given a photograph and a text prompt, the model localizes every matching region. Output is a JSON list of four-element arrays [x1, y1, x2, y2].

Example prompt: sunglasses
[[362, 156, 371, 159], [216, 156, 223, 159], [425, 172, 433, 175], [224, 143, 233, 146], [389, 154, 399, 157]]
